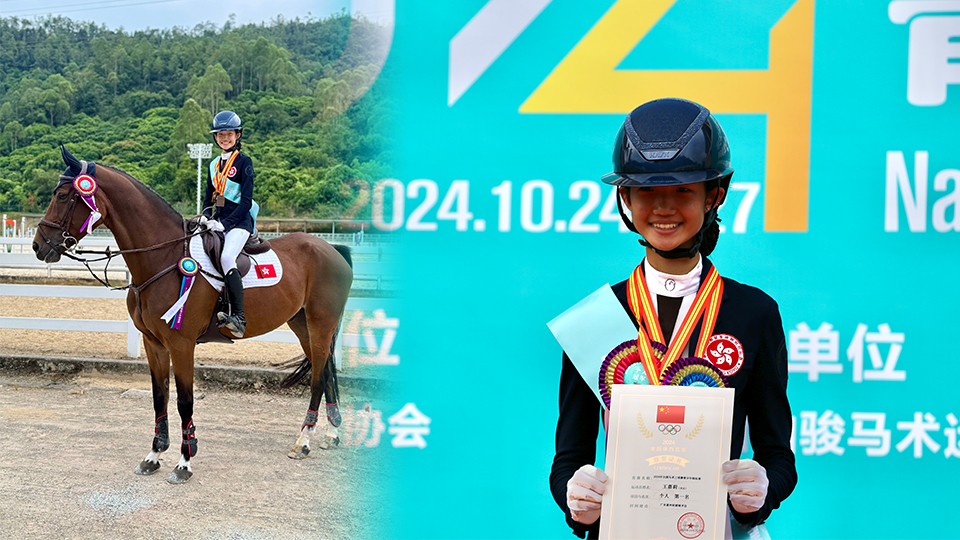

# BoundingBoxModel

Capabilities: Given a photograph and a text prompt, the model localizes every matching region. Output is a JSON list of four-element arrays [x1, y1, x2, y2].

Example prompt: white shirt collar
[[644, 256, 702, 298]]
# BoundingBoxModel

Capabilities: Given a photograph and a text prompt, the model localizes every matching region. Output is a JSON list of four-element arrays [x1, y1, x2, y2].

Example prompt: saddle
[[185, 217, 271, 279], [184, 219, 273, 345]]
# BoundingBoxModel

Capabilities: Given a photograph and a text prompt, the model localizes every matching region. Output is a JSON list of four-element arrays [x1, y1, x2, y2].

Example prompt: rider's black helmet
[[602, 98, 732, 187], [603, 98, 734, 259], [210, 110, 242, 133]]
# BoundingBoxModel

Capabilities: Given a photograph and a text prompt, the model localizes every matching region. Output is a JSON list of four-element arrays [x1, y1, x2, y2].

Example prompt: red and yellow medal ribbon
[[626, 262, 724, 385], [212, 151, 239, 197]]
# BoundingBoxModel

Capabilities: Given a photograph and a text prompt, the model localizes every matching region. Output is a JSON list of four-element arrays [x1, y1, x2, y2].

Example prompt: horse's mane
[[102, 164, 185, 224]]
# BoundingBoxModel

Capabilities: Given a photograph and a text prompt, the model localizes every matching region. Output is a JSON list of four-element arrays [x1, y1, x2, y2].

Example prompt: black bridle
[[36, 176, 83, 255], [36, 174, 206, 294]]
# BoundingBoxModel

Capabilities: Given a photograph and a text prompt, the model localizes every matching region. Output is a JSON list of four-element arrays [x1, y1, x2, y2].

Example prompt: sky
[[0, 0, 351, 31]]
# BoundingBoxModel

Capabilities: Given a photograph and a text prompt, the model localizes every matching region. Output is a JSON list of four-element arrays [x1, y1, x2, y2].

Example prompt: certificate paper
[[600, 385, 734, 540]]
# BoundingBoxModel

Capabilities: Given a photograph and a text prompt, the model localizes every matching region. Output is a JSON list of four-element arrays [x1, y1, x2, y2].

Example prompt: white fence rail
[[0, 283, 398, 365], [0, 237, 130, 277], [0, 237, 394, 289]]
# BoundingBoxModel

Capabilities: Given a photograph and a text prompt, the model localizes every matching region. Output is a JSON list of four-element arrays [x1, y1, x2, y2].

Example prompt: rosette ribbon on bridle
[[73, 175, 101, 235], [161, 257, 200, 330]]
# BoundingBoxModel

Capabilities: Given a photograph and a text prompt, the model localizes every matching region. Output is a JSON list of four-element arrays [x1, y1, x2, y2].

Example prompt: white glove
[[722, 459, 768, 514], [206, 219, 224, 233], [566, 464, 608, 525]]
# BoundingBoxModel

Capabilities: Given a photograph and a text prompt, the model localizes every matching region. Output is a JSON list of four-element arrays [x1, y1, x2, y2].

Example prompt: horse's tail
[[278, 330, 339, 388], [279, 354, 310, 388], [333, 244, 353, 268]]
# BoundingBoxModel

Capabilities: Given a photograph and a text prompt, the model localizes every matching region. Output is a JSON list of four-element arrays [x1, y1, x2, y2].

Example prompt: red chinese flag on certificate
[[656, 405, 685, 424], [256, 264, 276, 279]]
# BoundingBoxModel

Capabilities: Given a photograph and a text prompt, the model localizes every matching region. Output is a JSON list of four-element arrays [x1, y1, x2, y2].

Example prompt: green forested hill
[[0, 13, 391, 219]]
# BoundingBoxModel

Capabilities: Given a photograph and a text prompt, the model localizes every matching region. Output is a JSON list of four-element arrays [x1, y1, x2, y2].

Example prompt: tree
[[170, 98, 212, 156], [256, 95, 289, 133], [3, 121, 23, 151], [186, 63, 232, 115], [0, 13, 392, 215]]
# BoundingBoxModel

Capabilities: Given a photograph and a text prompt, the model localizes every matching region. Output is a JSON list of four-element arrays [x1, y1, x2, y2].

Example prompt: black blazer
[[202, 152, 255, 233], [550, 258, 797, 538]]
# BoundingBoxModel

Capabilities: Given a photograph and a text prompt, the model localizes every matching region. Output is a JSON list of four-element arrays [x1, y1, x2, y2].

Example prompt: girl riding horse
[[33, 146, 353, 484], [200, 110, 256, 338]]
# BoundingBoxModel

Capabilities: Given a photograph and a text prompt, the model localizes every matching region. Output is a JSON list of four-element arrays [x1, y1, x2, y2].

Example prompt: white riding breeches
[[221, 228, 249, 274]]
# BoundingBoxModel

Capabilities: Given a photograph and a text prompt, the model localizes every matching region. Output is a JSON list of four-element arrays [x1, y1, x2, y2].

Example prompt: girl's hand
[[722, 459, 768, 514], [206, 219, 224, 233], [566, 464, 608, 525]]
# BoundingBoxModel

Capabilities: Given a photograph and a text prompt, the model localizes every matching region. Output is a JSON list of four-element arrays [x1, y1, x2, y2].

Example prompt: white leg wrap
[[295, 425, 314, 449]]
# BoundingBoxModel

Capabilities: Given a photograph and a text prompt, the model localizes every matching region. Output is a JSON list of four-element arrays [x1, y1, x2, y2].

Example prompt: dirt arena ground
[[0, 371, 393, 540], [0, 269, 397, 538]]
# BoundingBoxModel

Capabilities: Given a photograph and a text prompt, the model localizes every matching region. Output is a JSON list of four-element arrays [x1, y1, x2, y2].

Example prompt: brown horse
[[32, 148, 353, 484]]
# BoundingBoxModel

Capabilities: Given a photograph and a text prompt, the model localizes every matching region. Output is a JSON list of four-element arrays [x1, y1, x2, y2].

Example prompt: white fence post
[[127, 316, 141, 358]]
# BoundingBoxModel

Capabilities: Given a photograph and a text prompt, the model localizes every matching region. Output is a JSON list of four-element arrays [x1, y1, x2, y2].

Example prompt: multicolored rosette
[[178, 257, 199, 277], [73, 174, 97, 196], [598, 339, 664, 408], [73, 174, 102, 234], [659, 357, 728, 388], [161, 257, 200, 330]]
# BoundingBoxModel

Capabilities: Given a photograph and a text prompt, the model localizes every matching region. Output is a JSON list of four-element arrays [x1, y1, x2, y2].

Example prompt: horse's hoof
[[166, 466, 193, 484], [318, 436, 340, 450], [135, 460, 161, 475], [288, 445, 310, 459]]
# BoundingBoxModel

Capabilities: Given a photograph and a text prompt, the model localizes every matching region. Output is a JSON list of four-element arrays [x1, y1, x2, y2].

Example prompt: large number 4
[[437, 180, 473, 231]]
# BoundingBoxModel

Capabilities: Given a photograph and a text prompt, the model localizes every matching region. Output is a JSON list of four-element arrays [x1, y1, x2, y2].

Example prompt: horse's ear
[[60, 143, 82, 177]]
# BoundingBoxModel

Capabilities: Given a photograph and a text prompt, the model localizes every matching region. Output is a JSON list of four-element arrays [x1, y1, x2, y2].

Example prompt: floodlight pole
[[187, 143, 213, 215]]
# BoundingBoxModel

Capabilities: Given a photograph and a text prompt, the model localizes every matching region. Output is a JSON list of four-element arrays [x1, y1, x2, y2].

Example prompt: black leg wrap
[[180, 421, 197, 458], [153, 414, 170, 453], [303, 409, 319, 429], [326, 403, 342, 428]]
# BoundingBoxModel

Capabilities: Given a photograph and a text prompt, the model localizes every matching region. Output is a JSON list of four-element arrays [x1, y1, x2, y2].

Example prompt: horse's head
[[32, 146, 105, 263]]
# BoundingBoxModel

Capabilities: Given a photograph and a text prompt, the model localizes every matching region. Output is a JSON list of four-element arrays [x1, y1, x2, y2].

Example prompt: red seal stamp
[[678, 512, 705, 539], [706, 333, 744, 376], [228, 166, 237, 177]]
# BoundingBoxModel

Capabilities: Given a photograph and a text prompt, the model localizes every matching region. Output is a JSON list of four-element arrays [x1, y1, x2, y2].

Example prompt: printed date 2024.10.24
[[370, 179, 761, 234]]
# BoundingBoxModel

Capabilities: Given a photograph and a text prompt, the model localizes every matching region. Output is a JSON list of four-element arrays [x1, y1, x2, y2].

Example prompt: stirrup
[[217, 312, 246, 338]]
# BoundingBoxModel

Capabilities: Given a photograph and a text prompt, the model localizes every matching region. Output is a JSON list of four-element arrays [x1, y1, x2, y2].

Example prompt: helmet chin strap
[[229, 132, 242, 152], [616, 189, 716, 260]]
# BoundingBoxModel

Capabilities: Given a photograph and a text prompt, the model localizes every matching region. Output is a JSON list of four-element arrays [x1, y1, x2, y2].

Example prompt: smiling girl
[[201, 110, 258, 338], [550, 98, 797, 539]]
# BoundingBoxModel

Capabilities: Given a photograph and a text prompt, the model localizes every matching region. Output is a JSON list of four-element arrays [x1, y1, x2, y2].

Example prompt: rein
[[61, 226, 205, 292]]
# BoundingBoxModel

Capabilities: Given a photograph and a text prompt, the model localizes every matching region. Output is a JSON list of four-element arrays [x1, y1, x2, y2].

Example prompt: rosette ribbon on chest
[[598, 263, 729, 408], [161, 257, 200, 330]]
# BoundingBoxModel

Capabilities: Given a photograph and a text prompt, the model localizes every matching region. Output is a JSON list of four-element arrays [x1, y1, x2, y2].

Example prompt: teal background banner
[[385, 0, 960, 538]]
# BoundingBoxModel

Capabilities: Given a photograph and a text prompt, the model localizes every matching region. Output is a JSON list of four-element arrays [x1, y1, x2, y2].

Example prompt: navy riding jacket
[[550, 258, 797, 538]]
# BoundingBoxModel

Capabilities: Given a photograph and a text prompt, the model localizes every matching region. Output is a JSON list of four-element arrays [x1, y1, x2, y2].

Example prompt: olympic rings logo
[[658, 424, 682, 435]]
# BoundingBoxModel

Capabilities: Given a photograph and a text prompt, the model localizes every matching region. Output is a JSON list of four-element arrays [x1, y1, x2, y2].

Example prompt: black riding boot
[[218, 268, 246, 338]]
